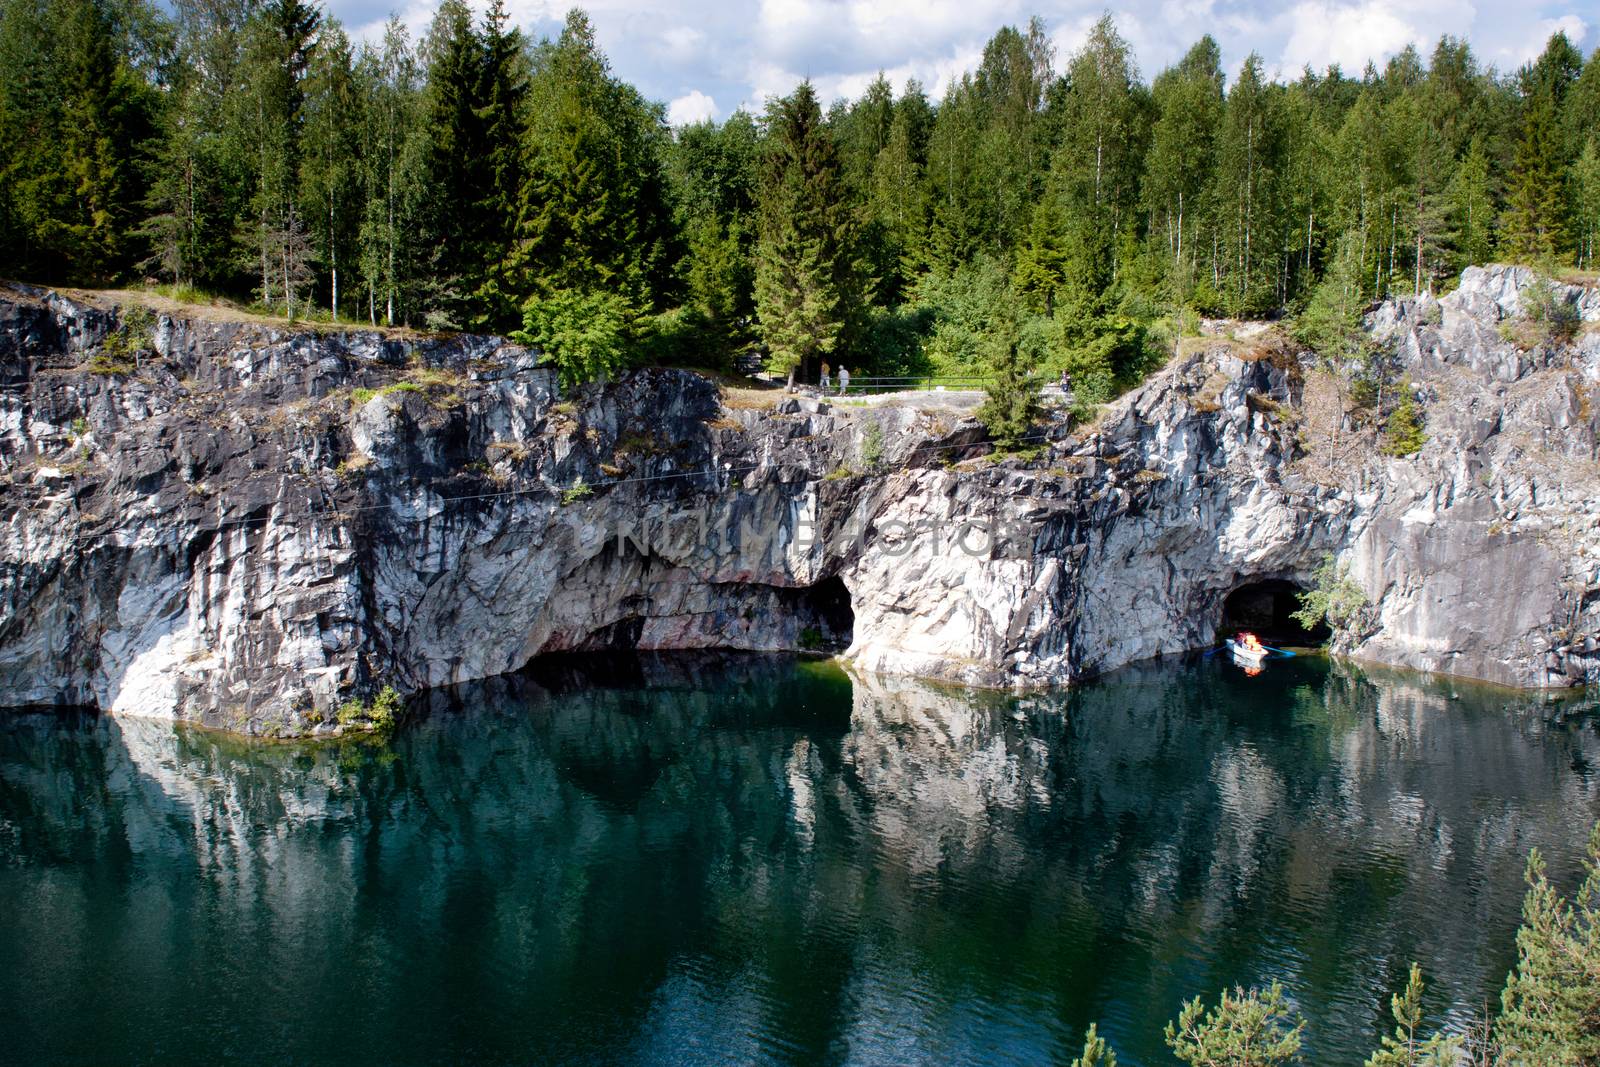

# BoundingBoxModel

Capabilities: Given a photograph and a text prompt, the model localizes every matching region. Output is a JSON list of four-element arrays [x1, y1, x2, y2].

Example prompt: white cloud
[[1279, 1, 1432, 75], [331, 0, 1597, 119], [656, 25, 705, 61], [667, 89, 718, 125], [1484, 13, 1590, 68]]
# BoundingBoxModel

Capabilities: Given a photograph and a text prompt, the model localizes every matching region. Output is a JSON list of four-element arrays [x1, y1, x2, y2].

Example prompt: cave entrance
[[1218, 579, 1330, 646], [786, 574, 854, 653]]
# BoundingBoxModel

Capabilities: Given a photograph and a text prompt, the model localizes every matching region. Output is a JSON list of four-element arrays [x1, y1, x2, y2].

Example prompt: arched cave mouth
[[796, 574, 855, 652], [1218, 579, 1331, 647]]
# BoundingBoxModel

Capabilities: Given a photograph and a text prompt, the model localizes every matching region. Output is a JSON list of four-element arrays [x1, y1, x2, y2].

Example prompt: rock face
[[0, 266, 1596, 734]]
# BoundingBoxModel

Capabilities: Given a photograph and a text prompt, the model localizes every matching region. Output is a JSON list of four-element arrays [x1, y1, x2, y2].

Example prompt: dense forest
[[2, 0, 1598, 396]]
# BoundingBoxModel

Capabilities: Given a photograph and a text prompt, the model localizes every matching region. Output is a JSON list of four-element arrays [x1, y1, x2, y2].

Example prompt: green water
[[1, 654, 1596, 1066]]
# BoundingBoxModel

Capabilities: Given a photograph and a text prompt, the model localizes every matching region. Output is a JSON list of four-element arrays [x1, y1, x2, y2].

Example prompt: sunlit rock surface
[[0, 264, 1596, 732]]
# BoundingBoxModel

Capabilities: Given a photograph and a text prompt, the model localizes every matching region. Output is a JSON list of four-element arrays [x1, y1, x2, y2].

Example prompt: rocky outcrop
[[0, 265, 1596, 734]]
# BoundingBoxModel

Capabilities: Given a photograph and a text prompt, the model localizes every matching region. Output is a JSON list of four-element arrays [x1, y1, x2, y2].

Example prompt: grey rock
[[0, 266, 1596, 736]]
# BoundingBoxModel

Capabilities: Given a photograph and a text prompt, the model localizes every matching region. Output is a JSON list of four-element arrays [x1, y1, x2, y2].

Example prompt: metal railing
[[816, 375, 994, 394]]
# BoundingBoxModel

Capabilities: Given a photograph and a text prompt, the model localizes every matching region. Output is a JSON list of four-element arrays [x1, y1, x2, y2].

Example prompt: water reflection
[[0, 655, 1596, 1066]]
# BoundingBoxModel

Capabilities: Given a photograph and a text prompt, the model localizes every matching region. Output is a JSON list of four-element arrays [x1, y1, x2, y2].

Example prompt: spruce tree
[[1502, 88, 1568, 262], [753, 80, 856, 388], [469, 0, 526, 326], [977, 324, 1041, 450], [54, 0, 128, 279], [413, 0, 482, 326], [511, 10, 677, 321]]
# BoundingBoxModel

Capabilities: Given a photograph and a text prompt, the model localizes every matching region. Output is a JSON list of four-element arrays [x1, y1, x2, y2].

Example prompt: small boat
[[1226, 635, 1269, 667]]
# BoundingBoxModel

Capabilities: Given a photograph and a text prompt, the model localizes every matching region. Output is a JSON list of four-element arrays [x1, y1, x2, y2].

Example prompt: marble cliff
[[0, 264, 1596, 734]]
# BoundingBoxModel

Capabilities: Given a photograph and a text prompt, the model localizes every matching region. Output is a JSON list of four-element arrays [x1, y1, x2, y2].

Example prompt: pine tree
[[1165, 981, 1305, 1066], [1364, 964, 1461, 1067], [753, 81, 856, 388], [1069, 1022, 1119, 1067], [1494, 825, 1600, 1065]]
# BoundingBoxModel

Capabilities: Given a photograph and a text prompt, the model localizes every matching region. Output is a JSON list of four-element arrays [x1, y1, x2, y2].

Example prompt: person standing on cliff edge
[[838, 367, 850, 395], [820, 362, 831, 392]]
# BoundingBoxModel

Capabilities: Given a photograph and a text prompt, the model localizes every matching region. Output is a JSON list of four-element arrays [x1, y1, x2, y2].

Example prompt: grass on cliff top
[[18, 280, 445, 341]]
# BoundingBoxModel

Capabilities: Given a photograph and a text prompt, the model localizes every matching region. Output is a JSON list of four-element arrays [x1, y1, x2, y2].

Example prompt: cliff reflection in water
[[1, 654, 1597, 1066]]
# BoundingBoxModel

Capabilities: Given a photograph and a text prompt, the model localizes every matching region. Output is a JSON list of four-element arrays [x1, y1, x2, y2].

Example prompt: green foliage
[[1165, 981, 1305, 1067], [1364, 964, 1462, 1067], [335, 684, 402, 731], [1296, 231, 1369, 365], [1382, 382, 1428, 456], [1292, 555, 1369, 634], [797, 626, 824, 651], [978, 323, 1042, 451], [512, 287, 633, 388], [1494, 824, 1600, 1066], [859, 420, 884, 468], [6, 0, 1600, 407], [90, 303, 155, 373], [560, 478, 593, 505], [753, 81, 858, 385], [1524, 277, 1582, 344], [507, 10, 676, 326], [1069, 1022, 1119, 1067], [914, 258, 1014, 374]]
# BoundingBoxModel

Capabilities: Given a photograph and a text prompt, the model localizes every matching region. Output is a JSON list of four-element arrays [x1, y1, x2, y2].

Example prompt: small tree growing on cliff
[[1381, 381, 1427, 457], [978, 309, 1043, 451], [1296, 233, 1369, 457], [1292, 555, 1369, 636], [512, 287, 632, 388]]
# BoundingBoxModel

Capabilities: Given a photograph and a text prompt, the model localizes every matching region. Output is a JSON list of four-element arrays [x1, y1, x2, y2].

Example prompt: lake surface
[[2, 654, 1597, 1066]]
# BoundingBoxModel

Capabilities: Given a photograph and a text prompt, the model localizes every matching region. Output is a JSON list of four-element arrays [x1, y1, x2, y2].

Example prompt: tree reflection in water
[[0, 653, 1595, 1066]]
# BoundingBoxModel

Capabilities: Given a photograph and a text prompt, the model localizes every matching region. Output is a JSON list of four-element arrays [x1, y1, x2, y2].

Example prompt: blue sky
[[327, 0, 1598, 125]]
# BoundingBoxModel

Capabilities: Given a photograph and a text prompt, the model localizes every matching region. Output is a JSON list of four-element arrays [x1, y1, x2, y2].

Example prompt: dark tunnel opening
[[796, 574, 855, 652], [1218, 579, 1331, 647]]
